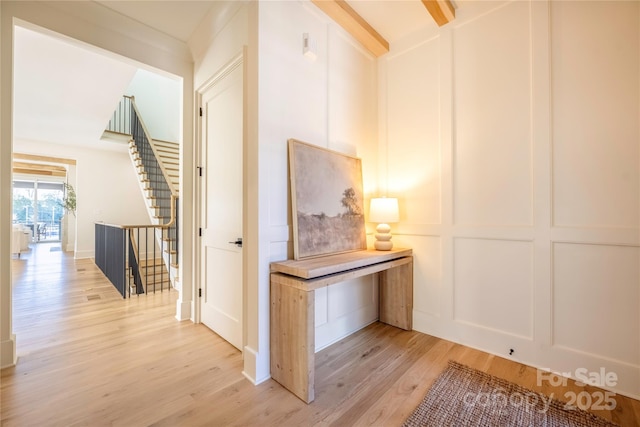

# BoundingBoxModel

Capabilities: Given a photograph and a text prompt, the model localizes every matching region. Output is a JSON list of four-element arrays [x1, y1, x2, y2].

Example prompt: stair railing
[[103, 96, 180, 283], [95, 195, 177, 298], [106, 95, 177, 198], [129, 96, 177, 197], [128, 97, 179, 272], [106, 95, 133, 135]]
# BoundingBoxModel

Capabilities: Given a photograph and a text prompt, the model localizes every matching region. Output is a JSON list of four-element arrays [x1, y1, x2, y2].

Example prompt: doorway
[[2, 5, 194, 373], [197, 54, 244, 351], [12, 179, 64, 243]]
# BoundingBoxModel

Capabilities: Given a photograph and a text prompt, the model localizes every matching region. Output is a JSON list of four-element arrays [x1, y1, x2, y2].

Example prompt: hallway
[[2, 245, 638, 426], [2, 243, 245, 426]]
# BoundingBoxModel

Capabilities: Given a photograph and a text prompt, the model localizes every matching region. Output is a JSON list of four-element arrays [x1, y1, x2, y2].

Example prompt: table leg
[[270, 276, 315, 403], [379, 260, 413, 330]]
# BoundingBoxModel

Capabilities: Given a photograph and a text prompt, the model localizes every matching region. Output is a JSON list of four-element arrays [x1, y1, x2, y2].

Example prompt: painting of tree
[[289, 139, 366, 259], [341, 187, 362, 216]]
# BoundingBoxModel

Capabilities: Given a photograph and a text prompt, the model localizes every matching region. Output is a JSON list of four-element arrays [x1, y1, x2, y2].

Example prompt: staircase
[[99, 95, 180, 296], [151, 140, 180, 191], [129, 256, 171, 295], [128, 137, 180, 291], [129, 138, 180, 218]]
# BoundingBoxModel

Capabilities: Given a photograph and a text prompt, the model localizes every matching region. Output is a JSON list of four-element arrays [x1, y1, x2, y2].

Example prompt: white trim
[[0, 335, 17, 369], [194, 49, 246, 333]]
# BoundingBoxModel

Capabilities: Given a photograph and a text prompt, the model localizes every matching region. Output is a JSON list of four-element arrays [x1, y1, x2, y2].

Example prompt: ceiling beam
[[13, 165, 67, 177], [311, 0, 389, 57], [13, 153, 76, 165], [422, 0, 455, 27], [12, 157, 69, 178]]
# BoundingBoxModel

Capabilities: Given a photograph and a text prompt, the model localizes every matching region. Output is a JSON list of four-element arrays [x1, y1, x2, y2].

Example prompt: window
[[12, 180, 64, 242]]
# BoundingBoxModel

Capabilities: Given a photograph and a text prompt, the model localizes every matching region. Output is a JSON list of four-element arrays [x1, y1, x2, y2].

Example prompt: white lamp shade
[[369, 198, 399, 223]]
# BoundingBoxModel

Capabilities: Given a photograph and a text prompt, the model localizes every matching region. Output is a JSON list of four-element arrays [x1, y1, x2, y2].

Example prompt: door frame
[[194, 50, 247, 353]]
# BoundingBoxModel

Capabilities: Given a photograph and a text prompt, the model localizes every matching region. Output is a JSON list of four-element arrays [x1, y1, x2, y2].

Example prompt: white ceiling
[[12, 1, 437, 150], [94, 0, 217, 42], [348, 0, 437, 42], [13, 1, 219, 149], [94, 0, 436, 45], [13, 26, 138, 147]]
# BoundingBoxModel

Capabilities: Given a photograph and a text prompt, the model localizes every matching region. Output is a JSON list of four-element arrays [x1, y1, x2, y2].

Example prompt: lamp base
[[374, 223, 393, 251], [374, 240, 393, 251]]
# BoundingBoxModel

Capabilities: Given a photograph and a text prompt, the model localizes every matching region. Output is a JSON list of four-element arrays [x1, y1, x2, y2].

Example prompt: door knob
[[228, 238, 243, 248]]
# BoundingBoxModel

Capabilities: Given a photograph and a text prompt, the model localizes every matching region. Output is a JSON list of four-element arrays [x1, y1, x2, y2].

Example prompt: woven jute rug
[[403, 361, 619, 427]]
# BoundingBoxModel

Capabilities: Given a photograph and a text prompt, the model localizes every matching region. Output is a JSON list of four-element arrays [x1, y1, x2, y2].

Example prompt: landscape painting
[[289, 139, 366, 260]]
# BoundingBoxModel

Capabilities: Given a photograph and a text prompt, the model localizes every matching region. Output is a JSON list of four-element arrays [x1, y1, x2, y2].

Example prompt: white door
[[200, 60, 243, 350]]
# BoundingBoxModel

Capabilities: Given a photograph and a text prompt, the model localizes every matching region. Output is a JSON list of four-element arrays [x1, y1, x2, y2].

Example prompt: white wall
[[14, 139, 151, 258], [381, 0, 639, 397], [189, 0, 255, 380], [190, 0, 379, 384], [258, 0, 378, 380], [126, 68, 181, 143]]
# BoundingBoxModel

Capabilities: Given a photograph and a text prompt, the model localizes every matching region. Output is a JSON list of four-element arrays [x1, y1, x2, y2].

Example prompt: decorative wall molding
[[382, 0, 639, 398]]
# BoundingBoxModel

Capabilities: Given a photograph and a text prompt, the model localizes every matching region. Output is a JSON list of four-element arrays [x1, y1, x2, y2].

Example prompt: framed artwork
[[289, 139, 366, 259]]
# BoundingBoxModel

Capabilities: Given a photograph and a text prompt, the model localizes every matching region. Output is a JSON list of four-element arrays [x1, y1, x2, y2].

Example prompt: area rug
[[403, 361, 618, 427]]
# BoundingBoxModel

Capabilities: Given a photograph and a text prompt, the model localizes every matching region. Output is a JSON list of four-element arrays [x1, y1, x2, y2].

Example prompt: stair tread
[[139, 262, 164, 267], [155, 147, 179, 154], [155, 141, 179, 147]]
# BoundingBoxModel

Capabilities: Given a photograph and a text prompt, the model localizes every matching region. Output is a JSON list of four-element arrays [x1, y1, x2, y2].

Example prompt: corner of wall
[[0, 334, 17, 369], [242, 345, 271, 385], [174, 297, 191, 321]]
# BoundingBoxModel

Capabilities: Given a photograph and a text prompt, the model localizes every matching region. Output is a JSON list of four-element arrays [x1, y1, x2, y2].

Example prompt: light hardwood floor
[[2, 243, 639, 426]]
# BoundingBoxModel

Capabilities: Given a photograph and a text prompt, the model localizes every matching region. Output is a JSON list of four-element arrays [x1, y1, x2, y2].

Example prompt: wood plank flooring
[[2, 243, 639, 426]]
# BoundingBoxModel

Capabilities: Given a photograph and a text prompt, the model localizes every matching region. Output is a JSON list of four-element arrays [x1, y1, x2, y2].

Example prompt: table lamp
[[369, 197, 399, 251]]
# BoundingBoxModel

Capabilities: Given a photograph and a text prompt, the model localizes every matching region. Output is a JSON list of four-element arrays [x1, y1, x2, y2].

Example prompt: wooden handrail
[[95, 195, 178, 230]]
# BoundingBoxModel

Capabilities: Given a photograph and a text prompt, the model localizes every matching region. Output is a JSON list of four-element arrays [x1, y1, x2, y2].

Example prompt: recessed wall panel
[[328, 31, 377, 196], [551, 1, 639, 228], [553, 243, 640, 365], [453, 2, 532, 226], [394, 235, 442, 317], [262, 1, 329, 229], [386, 38, 441, 224], [315, 286, 328, 326], [454, 238, 533, 338], [315, 276, 378, 351], [328, 277, 376, 320]]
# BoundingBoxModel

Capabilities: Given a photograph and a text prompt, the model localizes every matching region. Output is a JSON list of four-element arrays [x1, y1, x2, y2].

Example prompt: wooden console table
[[270, 248, 413, 403]]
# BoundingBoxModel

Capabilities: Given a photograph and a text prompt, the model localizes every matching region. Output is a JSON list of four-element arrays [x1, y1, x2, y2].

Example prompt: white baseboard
[[242, 345, 257, 384], [242, 345, 271, 385], [74, 250, 93, 259], [175, 298, 191, 321], [0, 334, 17, 369]]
